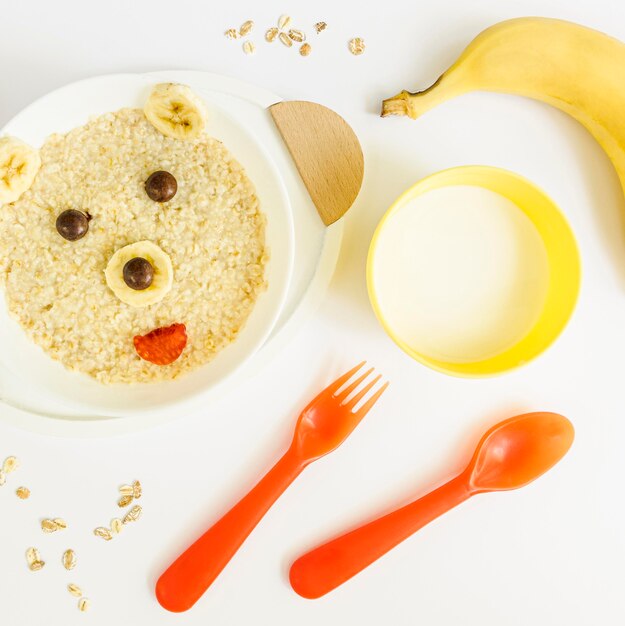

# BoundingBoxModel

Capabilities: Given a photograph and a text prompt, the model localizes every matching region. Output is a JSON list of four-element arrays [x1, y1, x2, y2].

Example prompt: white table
[[1, 1, 624, 624]]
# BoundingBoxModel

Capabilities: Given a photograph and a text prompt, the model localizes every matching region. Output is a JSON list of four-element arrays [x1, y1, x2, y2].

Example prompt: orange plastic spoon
[[290, 412, 574, 599]]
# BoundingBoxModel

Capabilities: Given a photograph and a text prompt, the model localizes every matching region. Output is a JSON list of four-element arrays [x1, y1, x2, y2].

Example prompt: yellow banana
[[382, 17, 625, 197]]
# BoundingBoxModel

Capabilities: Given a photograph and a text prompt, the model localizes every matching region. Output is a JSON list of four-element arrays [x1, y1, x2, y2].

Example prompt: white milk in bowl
[[371, 185, 550, 363]]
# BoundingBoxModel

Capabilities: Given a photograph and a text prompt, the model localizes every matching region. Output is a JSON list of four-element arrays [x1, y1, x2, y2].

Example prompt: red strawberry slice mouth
[[133, 323, 187, 366]]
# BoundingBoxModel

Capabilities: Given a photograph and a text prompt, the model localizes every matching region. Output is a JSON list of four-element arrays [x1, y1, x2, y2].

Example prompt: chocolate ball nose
[[123, 257, 154, 291]]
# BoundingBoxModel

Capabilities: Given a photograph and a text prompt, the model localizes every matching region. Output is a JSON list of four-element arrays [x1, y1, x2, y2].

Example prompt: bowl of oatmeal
[[0, 74, 294, 415]]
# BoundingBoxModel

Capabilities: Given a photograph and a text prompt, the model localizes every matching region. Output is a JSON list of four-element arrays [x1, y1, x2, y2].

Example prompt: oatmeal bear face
[[0, 86, 267, 384]]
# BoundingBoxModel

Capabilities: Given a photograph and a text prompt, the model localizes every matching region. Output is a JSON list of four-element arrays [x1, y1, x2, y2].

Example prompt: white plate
[[0, 72, 344, 435], [0, 74, 294, 417]]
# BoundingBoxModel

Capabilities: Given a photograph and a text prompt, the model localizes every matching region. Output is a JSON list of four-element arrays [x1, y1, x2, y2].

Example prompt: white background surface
[[1, 1, 624, 624]]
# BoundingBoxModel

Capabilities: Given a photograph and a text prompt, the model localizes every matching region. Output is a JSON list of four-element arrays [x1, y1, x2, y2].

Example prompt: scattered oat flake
[[300, 43, 311, 56], [315, 22, 327, 34], [132, 480, 142, 499], [288, 29, 305, 43], [119, 484, 134, 497], [111, 518, 123, 534], [279, 32, 293, 47], [16, 486, 30, 499], [30, 560, 45, 571], [41, 519, 59, 533], [68, 583, 82, 597], [349, 37, 366, 55], [243, 41, 255, 55], [53, 518, 67, 529], [3, 456, 19, 473], [63, 549, 77, 571], [94, 527, 113, 541], [26, 547, 40, 566], [123, 505, 142, 524], [239, 20, 254, 37], [0, 471, 6, 487], [118, 494, 133, 508], [225, 28, 239, 40], [78, 598, 90, 612], [266, 27, 278, 42], [278, 15, 291, 30]]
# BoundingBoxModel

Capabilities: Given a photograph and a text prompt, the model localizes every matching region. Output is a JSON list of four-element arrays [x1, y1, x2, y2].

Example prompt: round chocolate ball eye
[[145, 170, 177, 202], [123, 257, 154, 291], [56, 210, 90, 241]]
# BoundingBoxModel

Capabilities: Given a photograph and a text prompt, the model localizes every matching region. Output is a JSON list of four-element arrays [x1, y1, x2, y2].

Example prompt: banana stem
[[380, 90, 417, 118], [380, 72, 461, 119]]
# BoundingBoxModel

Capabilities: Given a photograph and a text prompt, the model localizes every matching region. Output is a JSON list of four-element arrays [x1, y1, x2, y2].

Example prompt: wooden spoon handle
[[156, 447, 304, 612], [289, 474, 471, 599]]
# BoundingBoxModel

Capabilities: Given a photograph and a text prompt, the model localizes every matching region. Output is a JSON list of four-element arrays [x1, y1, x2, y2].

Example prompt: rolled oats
[[26, 547, 40, 566], [15, 486, 30, 499], [93, 527, 113, 541], [63, 549, 77, 570], [41, 519, 59, 533], [349, 37, 366, 55], [68, 583, 83, 597], [3, 456, 19, 473], [278, 15, 291, 30], [123, 505, 142, 524], [118, 495, 133, 508], [239, 20, 254, 37], [119, 484, 134, 497], [279, 32, 293, 47], [288, 29, 305, 43], [27, 547, 45, 571]]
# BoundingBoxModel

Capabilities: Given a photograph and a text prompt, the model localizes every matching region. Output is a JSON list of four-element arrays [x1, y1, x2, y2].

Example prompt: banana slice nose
[[104, 240, 174, 307]]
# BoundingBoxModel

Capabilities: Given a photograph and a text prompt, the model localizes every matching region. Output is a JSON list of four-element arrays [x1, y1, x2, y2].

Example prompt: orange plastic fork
[[156, 362, 388, 613]]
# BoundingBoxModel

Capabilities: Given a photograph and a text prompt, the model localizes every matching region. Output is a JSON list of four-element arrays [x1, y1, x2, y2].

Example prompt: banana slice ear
[[144, 83, 208, 141], [0, 137, 41, 205]]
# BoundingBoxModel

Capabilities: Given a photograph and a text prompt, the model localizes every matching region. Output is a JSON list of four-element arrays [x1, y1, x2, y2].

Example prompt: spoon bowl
[[468, 412, 575, 492]]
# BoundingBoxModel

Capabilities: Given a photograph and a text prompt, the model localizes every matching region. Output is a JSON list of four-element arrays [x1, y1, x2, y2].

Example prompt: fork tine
[[335, 367, 374, 400], [344, 374, 381, 409], [326, 362, 366, 395], [354, 381, 389, 416]]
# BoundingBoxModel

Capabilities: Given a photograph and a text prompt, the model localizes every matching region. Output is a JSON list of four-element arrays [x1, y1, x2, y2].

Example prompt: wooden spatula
[[270, 101, 364, 226]]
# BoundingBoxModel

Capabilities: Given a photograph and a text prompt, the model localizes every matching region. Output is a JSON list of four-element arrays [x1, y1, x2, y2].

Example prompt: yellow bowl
[[367, 166, 581, 377]]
